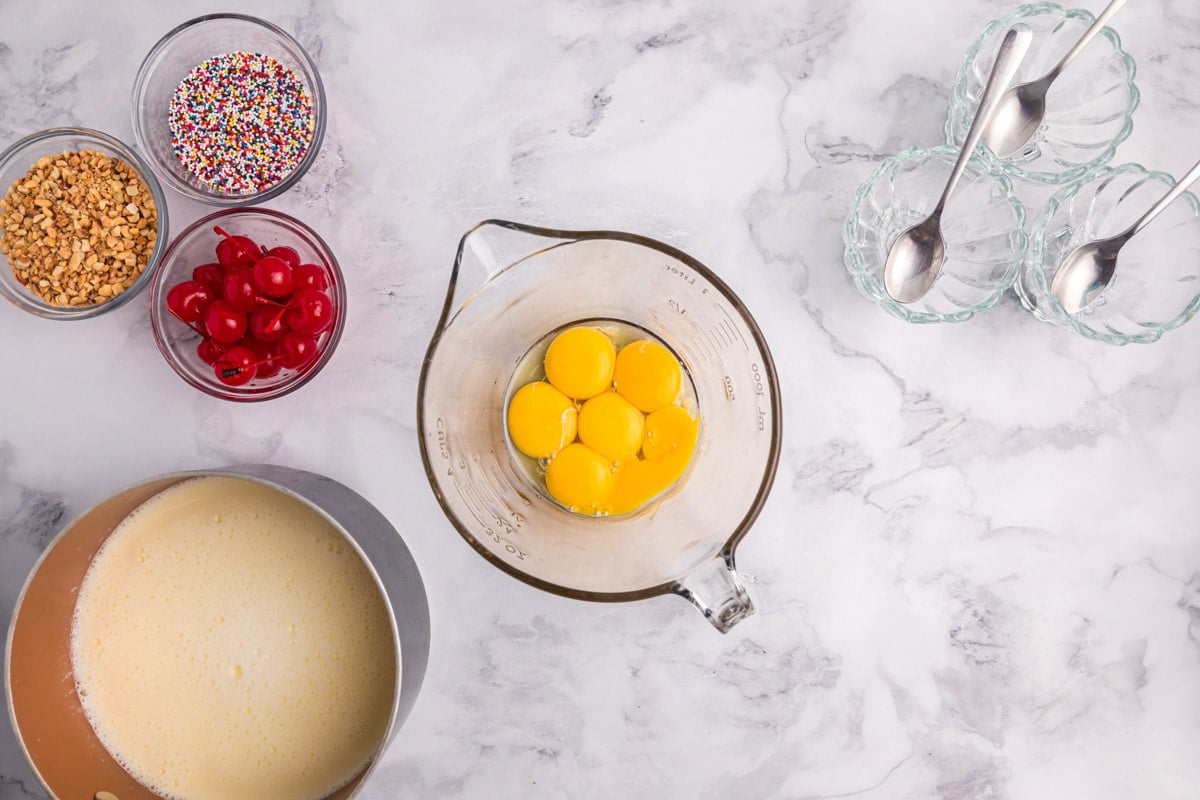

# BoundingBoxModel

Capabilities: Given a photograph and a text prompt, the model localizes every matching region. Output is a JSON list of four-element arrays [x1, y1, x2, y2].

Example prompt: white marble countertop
[[3, 1, 1200, 798]]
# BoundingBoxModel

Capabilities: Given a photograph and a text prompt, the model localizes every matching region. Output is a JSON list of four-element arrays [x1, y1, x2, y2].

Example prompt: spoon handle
[[1123, 158, 1200, 241], [1047, 0, 1129, 82], [936, 26, 1032, 214]]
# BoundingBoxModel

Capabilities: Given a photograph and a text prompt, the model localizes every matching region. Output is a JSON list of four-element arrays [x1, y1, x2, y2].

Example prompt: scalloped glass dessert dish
[[947, 2, 1138, 185], [1017, 163, 1200, 345], [844, 146, 1027, 323], [131, 14, 326, 205], [0, 127, 169, 319]]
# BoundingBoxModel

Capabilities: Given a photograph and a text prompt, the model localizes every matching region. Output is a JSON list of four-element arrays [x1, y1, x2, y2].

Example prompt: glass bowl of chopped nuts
[[131, 14, 327, 206], [0, 127, 169, 319], [148, 207, 346, 402]]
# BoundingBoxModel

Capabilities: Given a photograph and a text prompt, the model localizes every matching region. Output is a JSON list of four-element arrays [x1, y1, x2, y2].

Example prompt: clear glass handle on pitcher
[[673, 549, 754, 633]]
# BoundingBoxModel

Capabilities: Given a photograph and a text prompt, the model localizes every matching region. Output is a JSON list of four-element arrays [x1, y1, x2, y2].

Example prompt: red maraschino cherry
[[166, 280, 214, 324], [292, 263, 328, 292], [192, 263, 224, 291], [277, 332, 320, 369], [245, 339, 283, 379], [252, 256, 294, 298], [214, 227, 260, 269], [213, 345, 259, 386], [250, 306, 288, 342], [285, 289, 334, 335], [222, 268, 260, 313], [196, 338, 227, 365], [204, 300, 247, 345], [263, 246, 300, 268]]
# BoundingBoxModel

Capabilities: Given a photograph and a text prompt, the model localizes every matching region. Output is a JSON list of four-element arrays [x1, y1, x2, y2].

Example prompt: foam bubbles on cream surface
[[70, 476, 398, 800]]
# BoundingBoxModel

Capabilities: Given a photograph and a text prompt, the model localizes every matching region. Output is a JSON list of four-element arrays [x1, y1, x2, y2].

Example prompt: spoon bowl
[[981, 77, 1048, 159], [883, 217, 946, 303], [844, 146, 1027, 324], [1050, 156, 1200, 313], [1049, 239, 1119, 313], [947, 2, 1138, 185], [981, 0, 1128, 160], [1018, 163, 1200, 345]]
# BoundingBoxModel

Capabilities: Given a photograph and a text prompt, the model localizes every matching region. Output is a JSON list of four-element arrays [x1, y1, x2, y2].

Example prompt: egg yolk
[[578, 391, 644, 461], [544, 327, 616, 400], [641, 404, 698, 462], [545, 443, 615, 514], [608, 450, 691, 516], [613, 340, 683, 413], [510, 326, 698, 517], [507, 382, 577, 459]]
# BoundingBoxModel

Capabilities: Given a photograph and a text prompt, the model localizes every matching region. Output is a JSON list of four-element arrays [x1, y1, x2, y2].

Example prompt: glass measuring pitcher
[[417, 220, 781, 632]]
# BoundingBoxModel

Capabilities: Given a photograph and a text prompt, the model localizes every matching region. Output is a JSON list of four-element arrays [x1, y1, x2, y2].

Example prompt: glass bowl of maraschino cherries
[[149, 208, 345, 401]]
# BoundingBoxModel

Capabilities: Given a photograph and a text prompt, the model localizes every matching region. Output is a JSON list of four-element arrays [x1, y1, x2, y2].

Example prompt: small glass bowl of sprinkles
[[131, 14, 326, 205]]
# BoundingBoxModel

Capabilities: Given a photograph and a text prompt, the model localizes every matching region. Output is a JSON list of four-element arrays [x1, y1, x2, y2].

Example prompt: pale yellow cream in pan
[[70, 476, 397, 800]]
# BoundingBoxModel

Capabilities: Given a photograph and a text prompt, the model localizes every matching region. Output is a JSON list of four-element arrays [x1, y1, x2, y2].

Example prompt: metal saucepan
[[5, 464, 430, 799]]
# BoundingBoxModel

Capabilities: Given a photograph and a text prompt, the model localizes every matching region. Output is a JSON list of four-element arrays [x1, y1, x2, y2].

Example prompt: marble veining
[[2, 0, 1199, 798]]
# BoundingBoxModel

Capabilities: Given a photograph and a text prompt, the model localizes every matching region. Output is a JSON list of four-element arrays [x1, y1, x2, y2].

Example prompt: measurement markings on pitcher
[[460, 483, 489, 524], [691, 330, 721, 364], [711, 323, 735, 350], [717, 306, 750, 351], [435, 417, 450, 461], [459, 484, 527, 560], [489, 512, 528, 560], [664, 262, 707, 292], [703, 328, 724, 356], [482, 524, 528, 560], [750, 362, 765, 397], [751, 362, 767, 431]]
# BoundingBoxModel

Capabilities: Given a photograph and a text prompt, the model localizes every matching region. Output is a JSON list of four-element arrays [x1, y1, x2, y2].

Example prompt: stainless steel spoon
[[883, 26, 1032, 304], [982, 0, 1129, 159], [1050, 158, 1200, 314]]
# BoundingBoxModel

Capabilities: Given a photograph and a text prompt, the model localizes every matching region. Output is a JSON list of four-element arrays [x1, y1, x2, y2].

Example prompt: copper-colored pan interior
[[7, 477, 367, 800]]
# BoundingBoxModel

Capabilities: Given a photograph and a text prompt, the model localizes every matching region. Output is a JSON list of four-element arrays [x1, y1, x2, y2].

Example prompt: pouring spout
[[439, 220, 567, 334], [460, 219, 559, 275], [673, 550, 755, 633]]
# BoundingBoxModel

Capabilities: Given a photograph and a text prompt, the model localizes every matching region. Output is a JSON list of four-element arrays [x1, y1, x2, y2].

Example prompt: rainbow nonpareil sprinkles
[[169, 51, 314, 195]]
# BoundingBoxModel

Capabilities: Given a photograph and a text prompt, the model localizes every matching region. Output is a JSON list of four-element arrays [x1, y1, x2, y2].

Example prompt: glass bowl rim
[[1026, 161, 1200, 345], [843, 144, 1028, 324], [147, 206, 346, 401], [945, 1, 1140, 186], [0, 126, 171, 320], [129, 12, 328, 207]]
